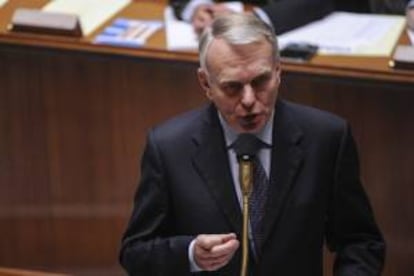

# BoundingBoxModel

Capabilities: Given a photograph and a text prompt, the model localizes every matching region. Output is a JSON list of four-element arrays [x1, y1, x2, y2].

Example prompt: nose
[[240, 85, 255, 108]]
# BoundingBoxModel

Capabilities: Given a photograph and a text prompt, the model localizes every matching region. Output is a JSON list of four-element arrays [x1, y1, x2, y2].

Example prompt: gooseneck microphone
[[233, 134, 262, 276]]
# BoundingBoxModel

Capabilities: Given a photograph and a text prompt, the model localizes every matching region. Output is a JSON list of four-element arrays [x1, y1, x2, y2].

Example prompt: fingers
[[193, 233, 239, 271], [197, 233, 235, 250]]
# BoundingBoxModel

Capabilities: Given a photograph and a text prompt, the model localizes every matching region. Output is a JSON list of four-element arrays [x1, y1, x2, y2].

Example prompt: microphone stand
[[239, 155, 253, 276]]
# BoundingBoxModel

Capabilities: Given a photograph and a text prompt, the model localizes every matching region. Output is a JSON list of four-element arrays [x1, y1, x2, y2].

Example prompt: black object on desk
[[280, 43, 318, 62]]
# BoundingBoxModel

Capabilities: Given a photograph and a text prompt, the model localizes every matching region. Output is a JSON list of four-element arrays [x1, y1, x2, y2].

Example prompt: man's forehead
[[208, 39, 273, 65], [207, 37, 271, 55], [215, 64, 274, 84]]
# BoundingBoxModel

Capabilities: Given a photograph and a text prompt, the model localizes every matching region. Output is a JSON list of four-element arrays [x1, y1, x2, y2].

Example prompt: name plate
[[10, 8, 82, 37]]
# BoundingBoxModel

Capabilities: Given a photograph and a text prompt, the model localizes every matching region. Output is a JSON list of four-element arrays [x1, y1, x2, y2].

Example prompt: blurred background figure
[[171, 0, 370, 35]]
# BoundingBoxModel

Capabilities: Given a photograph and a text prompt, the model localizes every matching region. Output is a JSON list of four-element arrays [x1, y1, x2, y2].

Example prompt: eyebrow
[[218, 67, 273, 85]]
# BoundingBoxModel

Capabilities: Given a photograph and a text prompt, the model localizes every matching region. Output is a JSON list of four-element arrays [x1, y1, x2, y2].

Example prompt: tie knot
[[232, 133, 265, 159]]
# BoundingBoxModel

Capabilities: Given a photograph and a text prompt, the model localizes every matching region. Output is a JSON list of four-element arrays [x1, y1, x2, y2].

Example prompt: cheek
[[256, 89, 278, 108], [262, 79, 279, 106], [213, 95, 239, 115]]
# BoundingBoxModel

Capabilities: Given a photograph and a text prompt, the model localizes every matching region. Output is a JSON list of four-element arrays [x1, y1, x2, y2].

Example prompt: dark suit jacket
[[120, 100, 385, 275], [171, 0, 371, 34], [372, 0, 411, 13]]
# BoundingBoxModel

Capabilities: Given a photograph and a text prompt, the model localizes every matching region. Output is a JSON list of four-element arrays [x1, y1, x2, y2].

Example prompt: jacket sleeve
[[119, 130, 193, 276], [326, 124, 385, 275]]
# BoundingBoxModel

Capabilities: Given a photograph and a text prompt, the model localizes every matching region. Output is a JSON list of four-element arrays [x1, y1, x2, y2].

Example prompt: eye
[[222, 82, 243, 96], [251, 72, 271, 90]]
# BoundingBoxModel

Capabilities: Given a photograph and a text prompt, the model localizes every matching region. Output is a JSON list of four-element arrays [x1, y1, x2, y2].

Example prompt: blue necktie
[[250, 155, 269, 258]]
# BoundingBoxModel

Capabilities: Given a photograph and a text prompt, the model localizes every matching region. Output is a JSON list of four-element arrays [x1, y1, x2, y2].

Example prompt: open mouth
[[240, 114, 260, 129]]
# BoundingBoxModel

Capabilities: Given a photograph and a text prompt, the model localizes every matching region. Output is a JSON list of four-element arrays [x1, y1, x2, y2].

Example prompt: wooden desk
[[0, 1, 413, 275], [0, 267, 67, 276]]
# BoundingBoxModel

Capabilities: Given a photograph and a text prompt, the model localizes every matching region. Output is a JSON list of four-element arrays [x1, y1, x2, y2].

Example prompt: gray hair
[[198, 13, 279, 71]]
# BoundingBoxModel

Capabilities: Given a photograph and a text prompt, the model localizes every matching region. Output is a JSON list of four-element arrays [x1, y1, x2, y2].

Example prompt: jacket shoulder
[[150, 104, 209, 144]]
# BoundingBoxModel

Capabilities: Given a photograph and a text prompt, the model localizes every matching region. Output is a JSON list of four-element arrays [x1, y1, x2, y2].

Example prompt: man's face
[[198, 38, 281, 133]]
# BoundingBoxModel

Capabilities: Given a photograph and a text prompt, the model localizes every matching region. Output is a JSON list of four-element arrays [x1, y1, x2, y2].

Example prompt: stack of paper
[[278, 12, 406, 56], [94, 18, 163, 48]]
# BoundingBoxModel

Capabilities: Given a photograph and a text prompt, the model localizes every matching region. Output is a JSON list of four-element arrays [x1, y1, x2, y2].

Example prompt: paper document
[[164, 6, 197, 51], [408, 29, 414, 45], [278, 12, 406, 56], [94, 18, 163, 48], [0, 0, 8, 8], [164, 2, 243, 51], [43, 0, 131, 36]]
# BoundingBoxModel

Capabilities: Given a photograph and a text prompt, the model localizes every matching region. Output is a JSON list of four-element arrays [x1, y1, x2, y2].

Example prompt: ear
[[197, 68, 212, 99]]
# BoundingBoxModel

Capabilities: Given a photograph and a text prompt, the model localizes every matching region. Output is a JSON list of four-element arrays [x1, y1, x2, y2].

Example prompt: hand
[[192, 4, 235, 35], [193, 233, 239, 271]]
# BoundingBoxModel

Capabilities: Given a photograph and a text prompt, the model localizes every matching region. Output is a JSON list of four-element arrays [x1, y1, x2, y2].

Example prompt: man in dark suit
[[119, 13, 385, 275], [171, 0, 371, 34]]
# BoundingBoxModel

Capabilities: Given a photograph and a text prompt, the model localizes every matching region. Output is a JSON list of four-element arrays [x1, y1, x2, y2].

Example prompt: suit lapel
[[262, 100, 304, 246], [192, 105, 242, 234]]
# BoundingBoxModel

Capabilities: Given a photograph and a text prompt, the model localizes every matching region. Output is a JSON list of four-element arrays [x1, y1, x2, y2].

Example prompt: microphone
[[234, 134, 254, 195], [233, 134, 261, 276], [233, 133, 262, 196]]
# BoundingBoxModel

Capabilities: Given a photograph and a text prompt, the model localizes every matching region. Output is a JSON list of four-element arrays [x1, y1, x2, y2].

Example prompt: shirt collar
[[218, 111, 274, 148]]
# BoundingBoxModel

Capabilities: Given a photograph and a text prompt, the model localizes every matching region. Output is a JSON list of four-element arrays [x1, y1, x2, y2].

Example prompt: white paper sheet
[[164, 6, 198, 51], [278, 12, 406, 56], [43, 0, 131, 36], [408, 29, 414, 45], [0, 0, 8, 8]]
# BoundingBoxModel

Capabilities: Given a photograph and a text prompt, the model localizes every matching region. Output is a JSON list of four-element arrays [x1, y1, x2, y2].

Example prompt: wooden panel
[[0, 44, 205, 274], [280, 71, 414, 276], [0, 267, 67, 276]]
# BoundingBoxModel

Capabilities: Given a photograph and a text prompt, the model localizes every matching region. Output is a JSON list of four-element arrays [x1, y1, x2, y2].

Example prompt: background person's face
[[198, 38, 280, 133]]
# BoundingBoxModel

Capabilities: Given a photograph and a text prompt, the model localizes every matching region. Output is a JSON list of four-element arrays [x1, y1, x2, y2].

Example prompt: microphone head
[[233, 133, 263, 159]]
